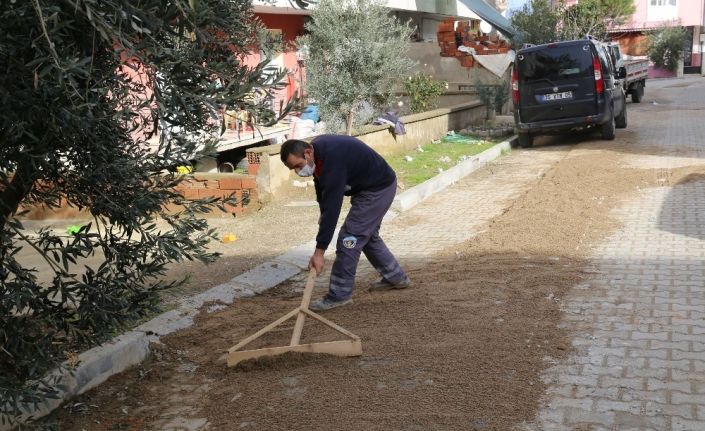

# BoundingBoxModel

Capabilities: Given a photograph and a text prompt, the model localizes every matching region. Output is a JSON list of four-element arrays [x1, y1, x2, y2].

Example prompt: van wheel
[[631, 83, 643, 103], [615, 105, 627, 129], [601, 110, 616, 140], [518, 133, 533, 148]]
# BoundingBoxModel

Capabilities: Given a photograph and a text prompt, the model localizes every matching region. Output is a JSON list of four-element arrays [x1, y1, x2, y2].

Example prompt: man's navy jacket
[[311, 135, 396, 250]]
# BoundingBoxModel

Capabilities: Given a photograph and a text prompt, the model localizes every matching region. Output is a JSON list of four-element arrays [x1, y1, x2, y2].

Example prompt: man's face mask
[[297, 155, 315, 177]]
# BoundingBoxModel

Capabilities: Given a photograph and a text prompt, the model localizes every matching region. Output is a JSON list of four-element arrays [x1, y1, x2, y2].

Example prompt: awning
[[458, 0, 516, 38]]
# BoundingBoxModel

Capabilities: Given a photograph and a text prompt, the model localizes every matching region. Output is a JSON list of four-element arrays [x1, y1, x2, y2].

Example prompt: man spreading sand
[[280, 135, 410, 311]]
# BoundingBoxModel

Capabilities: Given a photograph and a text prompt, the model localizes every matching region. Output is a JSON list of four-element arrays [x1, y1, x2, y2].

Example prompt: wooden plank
[[290, 269, 317, 346], [228, 308, 299, 353], [301, 308, 361, 341], [227, 339, 363, 367]]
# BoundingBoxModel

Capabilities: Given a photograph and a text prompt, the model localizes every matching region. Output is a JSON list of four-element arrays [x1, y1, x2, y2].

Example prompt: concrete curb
[[2, 332, 150, 430], [392, 137, 515, 212], [6, 136, 514, 429]]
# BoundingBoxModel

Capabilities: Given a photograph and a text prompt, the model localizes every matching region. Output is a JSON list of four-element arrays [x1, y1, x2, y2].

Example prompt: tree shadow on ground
[[658, 173, 705, 241]]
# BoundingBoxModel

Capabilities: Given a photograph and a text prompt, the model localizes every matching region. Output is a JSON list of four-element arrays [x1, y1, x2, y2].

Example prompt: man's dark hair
[[280, 139, 312, 162]]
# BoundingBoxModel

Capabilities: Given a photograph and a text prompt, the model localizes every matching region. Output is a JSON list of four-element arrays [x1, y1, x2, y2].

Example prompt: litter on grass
[[443, 134, 482, 144]]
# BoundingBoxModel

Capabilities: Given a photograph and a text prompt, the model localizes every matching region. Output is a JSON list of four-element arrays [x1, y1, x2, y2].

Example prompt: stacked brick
[[437, 18, 511, 69], [246, 150, 261, 176], [175, 174, 258, 216]]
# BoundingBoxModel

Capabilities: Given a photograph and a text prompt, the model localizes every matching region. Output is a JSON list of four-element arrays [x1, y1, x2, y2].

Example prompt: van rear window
[[518, 45, 593, 82]]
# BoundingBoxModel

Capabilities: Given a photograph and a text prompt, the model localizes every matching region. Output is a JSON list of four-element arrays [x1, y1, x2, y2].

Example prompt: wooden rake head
[[227, 269, 362, 367]]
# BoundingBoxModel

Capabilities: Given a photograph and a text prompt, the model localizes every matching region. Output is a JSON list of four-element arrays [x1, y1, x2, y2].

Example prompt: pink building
[[608, 0, 705, 76]]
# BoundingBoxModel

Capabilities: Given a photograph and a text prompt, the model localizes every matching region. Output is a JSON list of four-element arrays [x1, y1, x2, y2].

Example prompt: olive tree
[[0, 0, 291, 423], [298, 0, 415, 135], [511, 0, 635, 45], [510, 0, 561, 46]]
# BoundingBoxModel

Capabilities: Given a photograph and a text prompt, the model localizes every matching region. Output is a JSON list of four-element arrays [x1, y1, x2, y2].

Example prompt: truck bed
[[623, 59, 649, 84]]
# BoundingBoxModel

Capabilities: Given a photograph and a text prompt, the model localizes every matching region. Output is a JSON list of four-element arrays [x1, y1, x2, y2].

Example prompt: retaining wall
[[249, 99, 488, 201]]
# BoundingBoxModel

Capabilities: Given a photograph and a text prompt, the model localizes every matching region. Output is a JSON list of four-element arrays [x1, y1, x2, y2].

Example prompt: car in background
[[511, 37, 627, 148]]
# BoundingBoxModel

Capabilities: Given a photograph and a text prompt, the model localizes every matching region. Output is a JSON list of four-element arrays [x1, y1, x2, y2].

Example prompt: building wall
[[251, 14, 306, 72], [248, 100, 489, 201], [617, 0, 704, 29], [242, 13, 306, 113], [691, 26, 703, 67]]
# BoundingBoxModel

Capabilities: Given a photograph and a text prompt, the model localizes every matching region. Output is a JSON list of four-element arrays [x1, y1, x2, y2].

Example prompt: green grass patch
[[387, 135, 500, 188]]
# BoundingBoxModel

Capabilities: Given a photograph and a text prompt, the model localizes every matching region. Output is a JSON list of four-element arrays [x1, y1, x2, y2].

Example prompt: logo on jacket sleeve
[[342, 235, 358, 249]]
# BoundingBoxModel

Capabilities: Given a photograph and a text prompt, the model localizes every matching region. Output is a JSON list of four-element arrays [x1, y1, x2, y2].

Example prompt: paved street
[[535, 76, 705, 430]]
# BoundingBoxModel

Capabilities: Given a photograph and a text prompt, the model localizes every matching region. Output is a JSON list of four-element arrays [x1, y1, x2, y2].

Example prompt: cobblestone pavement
[[534, 77, 705, 431]]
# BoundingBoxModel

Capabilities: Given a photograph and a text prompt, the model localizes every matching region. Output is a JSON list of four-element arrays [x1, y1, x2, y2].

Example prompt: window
[[518, 46, 594, 82], [648, 0, 678, 21], [650, 0, 676, 6]]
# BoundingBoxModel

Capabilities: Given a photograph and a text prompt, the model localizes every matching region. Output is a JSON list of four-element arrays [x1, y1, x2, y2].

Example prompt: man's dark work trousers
[[327, 179, 406, 301]]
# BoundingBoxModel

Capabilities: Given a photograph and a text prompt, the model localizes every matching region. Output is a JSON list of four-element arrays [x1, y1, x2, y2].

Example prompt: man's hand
[[309, 248, 325, 275]]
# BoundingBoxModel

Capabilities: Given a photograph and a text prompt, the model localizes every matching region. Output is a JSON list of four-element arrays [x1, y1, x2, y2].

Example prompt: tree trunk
[[345, 110, 354, 136], [0, 159, 36, 229]]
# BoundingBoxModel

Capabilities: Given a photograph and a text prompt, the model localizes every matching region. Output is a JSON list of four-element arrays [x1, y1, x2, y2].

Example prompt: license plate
[[540, 91, 572, 102]]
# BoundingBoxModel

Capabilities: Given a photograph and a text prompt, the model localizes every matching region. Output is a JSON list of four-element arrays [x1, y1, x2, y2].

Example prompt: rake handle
[[290, 268, 318, 346]]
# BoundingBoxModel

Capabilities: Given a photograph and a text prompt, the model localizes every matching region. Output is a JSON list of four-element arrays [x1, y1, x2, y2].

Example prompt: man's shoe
[[309, 296, 352, 311], [368, 276, 412, 292]]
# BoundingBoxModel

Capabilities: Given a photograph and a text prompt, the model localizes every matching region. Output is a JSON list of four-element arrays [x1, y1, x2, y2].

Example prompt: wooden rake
[[227, 268, 362, 367]]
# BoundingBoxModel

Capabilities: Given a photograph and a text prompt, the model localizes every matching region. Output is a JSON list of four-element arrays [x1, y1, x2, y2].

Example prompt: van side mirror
[[617, 67, 627, 79]]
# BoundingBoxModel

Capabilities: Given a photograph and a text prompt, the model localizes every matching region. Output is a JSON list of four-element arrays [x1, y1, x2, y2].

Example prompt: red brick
[[247, 164, 260, 175], [219, 177, 242, 190], [187, 180, 206, 189], [177, 179, 196, 189], [241, 177, 257, 189], [219, 190, 242, 206], [180, 189, 200, 200], [198, 189, 230, 199], [246, 152, 261, 165], [438, 21, 454, 32]]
